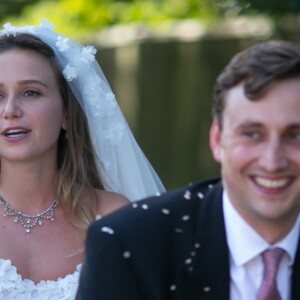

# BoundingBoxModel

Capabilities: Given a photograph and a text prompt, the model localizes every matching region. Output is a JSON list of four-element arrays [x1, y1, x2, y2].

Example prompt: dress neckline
[[0, 258, 82, 286]]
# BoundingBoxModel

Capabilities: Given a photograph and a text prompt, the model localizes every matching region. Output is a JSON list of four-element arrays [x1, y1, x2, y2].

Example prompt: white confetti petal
[[185, 258, 192, 264], [132, 203, 138, 208], [123, 251, 131, 258], [182, 215, 190, 221], [161, 208, 170, 215], [183, 191, 191, 200], [170, 284, 176, 291], [142, 204, 149, 210], [197, 192, 204, 199], [101, 226, 114, 235]]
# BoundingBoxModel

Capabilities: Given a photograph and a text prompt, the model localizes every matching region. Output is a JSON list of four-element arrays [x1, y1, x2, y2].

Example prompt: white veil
[[0, 20, 165, 201]]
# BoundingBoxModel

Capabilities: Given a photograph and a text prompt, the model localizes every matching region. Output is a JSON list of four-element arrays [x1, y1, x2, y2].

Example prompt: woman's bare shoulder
[[94, 189, 130, 217]]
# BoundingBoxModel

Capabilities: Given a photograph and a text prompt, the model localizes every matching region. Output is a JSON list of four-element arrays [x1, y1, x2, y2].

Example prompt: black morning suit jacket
[[76, 178, 300, 300]]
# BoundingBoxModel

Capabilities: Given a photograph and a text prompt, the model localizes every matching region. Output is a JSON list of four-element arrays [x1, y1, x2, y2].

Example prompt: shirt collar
[[223, 190, 300, 267]]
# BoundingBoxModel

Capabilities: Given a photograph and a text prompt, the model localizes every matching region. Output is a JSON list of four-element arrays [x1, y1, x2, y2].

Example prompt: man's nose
[[257, 138, 288, 172]]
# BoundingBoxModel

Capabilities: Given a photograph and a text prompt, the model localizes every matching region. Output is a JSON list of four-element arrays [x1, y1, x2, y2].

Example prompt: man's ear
[[209, 120, 222, 163]]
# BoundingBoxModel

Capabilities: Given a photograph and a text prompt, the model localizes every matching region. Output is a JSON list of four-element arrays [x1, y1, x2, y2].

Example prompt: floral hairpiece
[[2, 19, 54, 36], [0, 19, 125, 144], [2, 20, 97, 84]]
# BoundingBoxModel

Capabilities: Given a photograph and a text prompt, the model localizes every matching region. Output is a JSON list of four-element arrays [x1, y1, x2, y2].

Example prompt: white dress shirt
[[223, 191, 300, 300]]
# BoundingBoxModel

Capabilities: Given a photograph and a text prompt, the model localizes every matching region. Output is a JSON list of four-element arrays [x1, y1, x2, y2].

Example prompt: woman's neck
[[0, 160, 58, 212]]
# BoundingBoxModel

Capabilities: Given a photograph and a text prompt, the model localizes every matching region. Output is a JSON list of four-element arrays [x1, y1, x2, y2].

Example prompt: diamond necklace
[[0, 197, 58, 233]]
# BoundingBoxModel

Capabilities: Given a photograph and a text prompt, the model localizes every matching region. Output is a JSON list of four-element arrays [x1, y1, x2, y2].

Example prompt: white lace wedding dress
[[0, 259, 81, 299]]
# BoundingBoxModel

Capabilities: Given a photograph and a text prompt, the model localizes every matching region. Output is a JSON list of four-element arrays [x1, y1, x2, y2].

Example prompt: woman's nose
[[2, 96, 23, 119]]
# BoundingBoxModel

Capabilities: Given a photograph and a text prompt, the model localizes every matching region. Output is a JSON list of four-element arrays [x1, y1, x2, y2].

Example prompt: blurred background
[[1, 0, 300, 189]]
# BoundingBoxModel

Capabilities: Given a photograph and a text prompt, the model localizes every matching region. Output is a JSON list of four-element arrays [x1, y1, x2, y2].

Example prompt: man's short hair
[[212, 40, 300, 127]]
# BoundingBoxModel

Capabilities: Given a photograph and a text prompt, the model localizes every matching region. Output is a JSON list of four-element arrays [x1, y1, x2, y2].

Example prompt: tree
[[1, 0, 300, 39], [240, 0, 300, 15], [0, 0, 39, 19]]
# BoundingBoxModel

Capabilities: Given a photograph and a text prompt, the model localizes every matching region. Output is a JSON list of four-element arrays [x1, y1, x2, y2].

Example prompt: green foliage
[[1, 0, 300, 39], [214, 0, 300, 18], [2, 0, 111, 38], [1, 0, 218, 39], [0, 0, 39, 17], [239, 0, 300, 15]]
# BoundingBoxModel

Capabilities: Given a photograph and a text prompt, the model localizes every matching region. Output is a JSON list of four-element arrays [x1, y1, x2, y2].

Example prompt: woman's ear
[[209, 120, 222, 163], [61, 111, 68, 130]]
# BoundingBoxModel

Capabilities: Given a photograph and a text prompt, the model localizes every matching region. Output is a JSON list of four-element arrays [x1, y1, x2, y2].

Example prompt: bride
[[0, 20, 164, 299]]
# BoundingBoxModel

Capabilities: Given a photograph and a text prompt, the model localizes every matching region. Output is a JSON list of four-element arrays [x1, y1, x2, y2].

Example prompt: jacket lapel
[[177, 180, 300, 300], [177, 181, 230, 300]]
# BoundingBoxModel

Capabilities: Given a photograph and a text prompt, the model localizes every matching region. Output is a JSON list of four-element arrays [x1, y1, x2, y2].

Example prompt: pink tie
[[256, 248, 284, 300]]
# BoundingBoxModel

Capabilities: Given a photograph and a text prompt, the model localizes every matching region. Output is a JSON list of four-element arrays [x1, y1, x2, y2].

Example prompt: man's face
[[210, 78, 300, 237]]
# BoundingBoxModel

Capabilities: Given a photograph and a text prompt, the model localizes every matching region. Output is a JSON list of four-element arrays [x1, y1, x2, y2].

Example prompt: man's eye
[[242, 131, 261, 139], [289, 132, 300, 141]]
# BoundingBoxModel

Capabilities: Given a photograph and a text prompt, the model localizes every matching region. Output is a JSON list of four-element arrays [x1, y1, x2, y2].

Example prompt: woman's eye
[[24, 90, 40, 97]]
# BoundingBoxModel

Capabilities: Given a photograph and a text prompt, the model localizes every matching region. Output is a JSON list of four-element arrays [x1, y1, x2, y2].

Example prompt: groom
[[76, 40, 300, 299]]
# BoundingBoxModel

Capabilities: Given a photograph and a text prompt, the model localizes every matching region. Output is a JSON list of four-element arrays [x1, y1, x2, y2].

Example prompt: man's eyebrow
[[234, 121, 263, 129], [286, 124, 300, 130]]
